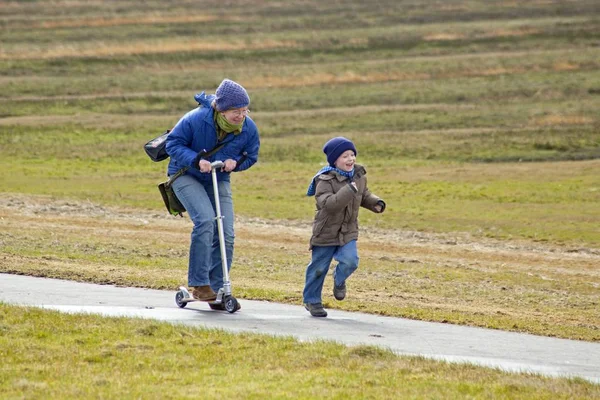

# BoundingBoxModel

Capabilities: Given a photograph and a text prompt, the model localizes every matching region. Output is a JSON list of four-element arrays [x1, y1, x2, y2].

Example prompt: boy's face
[[334, 149, 356, 172]]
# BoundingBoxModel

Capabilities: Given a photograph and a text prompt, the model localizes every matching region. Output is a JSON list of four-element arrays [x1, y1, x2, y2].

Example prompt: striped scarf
[[306, 166, 354, 196]]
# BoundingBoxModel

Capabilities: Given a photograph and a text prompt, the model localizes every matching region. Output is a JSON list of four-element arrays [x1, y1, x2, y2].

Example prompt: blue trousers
[[302, 240, 359, 304], [171, 174, 234, 292]]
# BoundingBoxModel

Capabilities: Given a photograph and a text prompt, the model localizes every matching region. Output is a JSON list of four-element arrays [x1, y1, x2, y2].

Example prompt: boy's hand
[[374, 200, 386, 213]]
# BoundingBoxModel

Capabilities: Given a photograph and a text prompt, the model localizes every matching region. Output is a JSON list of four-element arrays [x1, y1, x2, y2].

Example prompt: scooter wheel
[[224, 296, 239, 314], [175, 290, 187, 308]]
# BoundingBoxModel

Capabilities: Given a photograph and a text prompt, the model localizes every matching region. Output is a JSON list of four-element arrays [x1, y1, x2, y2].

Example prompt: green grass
[[1, 304, 598, 399], [1, 120, 598, 245]]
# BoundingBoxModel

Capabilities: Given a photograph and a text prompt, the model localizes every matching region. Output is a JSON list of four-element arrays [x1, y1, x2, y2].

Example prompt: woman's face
[[334, 149, 356, 172], [221, 107, 250, 124]]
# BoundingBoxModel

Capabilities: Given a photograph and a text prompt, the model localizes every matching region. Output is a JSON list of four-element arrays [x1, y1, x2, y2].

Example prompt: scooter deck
[[179, 297, 220, 304]]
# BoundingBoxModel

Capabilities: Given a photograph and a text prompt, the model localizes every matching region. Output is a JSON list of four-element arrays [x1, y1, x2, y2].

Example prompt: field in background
[[1, 1, 599, 396], [1, 0, 599, 246]]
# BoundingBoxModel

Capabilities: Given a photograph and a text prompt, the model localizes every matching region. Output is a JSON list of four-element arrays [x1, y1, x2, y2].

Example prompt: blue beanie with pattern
[[323, 137, 357, 167], [214, 79, 250, 111]]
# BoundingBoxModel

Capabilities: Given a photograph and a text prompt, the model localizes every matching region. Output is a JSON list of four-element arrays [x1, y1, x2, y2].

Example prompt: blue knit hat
[[214, 79, 250, 111], [323, 137, 357, 167]]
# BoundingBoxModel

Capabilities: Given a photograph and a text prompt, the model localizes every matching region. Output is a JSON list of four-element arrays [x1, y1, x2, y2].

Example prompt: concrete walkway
[[1, 273, 599, 384]]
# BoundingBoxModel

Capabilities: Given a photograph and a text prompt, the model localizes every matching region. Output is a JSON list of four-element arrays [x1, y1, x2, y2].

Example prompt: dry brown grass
[[1, 194, 598, 341], [0, 38, 299, 60], [0, 113, 176, 129], [423, 33, 467, 41], [3, 52, 589, 93], [250, 71, 433, 87], [423, 27, 540, 42], [530, 114, 595, 127], [36, 14, 239, 29], [480, 27, 542, 38], [553, 62, 581, 71]]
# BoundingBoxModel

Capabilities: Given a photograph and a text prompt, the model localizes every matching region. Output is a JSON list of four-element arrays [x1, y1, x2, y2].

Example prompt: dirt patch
[[2, 193, 597, 259], [1, 194, 598, 341]]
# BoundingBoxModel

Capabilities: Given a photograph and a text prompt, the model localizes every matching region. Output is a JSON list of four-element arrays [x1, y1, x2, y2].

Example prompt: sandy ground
[[1, 192, 597, 275]]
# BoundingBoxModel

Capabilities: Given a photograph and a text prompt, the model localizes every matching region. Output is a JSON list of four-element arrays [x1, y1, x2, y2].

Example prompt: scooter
[[175, 160, 240, 313]]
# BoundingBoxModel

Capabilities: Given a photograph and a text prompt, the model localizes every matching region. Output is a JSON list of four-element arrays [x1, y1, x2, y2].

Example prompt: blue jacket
[[165, 92, 260, 182]]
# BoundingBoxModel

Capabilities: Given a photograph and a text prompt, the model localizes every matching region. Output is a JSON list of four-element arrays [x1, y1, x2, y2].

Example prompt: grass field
[[1, 0, 599, 397], [2, 303, 599, 399]]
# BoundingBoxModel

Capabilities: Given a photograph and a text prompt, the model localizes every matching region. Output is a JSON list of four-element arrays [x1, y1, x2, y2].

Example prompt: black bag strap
[[165, 140, 228, 188], [165, 167, 189, 188]]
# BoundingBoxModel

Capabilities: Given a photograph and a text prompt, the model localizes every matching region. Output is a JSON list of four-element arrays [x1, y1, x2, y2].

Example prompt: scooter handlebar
[[210, 160, 225, 170]]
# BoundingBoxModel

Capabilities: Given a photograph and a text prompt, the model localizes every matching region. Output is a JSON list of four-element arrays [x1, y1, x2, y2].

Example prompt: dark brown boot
[[191, 285, 217, 301]]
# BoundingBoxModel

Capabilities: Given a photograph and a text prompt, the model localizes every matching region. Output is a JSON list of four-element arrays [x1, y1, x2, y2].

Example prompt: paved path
[[1, 273, 599, 384]]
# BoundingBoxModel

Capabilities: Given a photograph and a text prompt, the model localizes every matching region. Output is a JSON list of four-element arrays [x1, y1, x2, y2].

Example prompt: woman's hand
[[199, 159, 211, 173], [222, 159, 237, 172]]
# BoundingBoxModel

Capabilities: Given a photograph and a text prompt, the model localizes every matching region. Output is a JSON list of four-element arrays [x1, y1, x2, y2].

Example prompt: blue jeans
[[171, 174, 234, 292], [303, 240, 359, 304]]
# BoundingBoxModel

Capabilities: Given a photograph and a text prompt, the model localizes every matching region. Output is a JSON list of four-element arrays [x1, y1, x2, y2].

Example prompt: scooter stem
[[210, 161, 231, 296]]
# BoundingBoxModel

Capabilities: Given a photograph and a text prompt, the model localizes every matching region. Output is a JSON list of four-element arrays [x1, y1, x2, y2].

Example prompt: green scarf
[[214, 110, 243, 141]]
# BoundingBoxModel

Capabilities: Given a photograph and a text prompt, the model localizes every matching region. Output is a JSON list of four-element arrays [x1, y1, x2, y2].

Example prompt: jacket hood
[[194, 91, 216, 108]]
